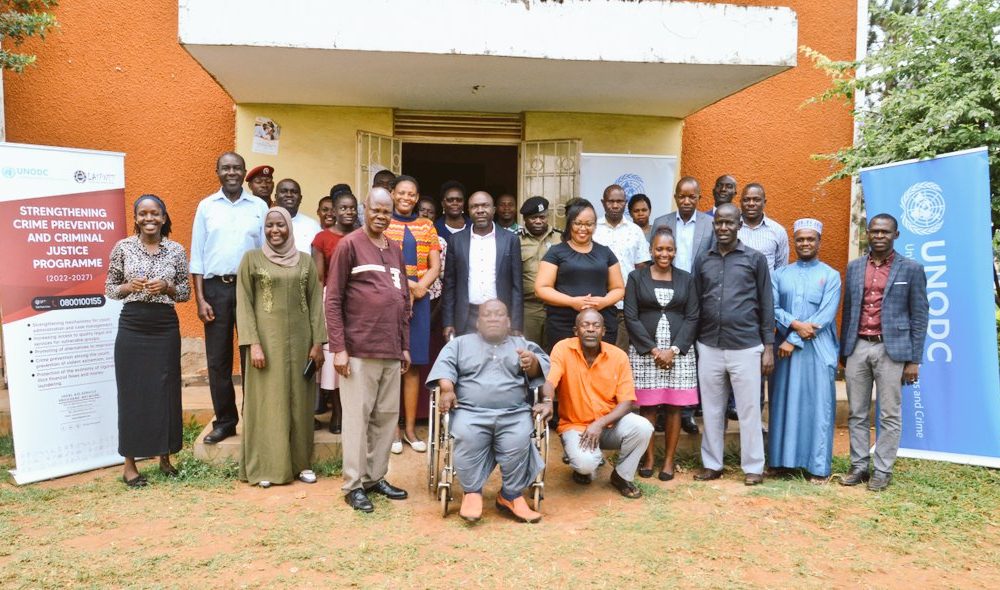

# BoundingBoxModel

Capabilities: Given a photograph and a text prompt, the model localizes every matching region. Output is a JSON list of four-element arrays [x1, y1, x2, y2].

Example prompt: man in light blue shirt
[[190, 151, 268, 444]]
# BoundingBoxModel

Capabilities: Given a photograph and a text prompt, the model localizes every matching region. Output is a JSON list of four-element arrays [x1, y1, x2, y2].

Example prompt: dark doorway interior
[[402, 143, 518, 205]]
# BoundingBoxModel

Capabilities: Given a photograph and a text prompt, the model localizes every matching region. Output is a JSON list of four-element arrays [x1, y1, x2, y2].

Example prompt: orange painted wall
[[682, 0, 858, 276], [3, 0, 234, 339]]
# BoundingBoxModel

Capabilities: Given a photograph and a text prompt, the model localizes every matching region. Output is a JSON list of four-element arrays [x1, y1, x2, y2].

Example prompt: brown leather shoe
[[744, 473, 764, 486], [693, 468, 723, 481], [495, 495, 542, 523], [840, 467, 870, 486], [610, 469, 643, 499], [459, 492, 483, 522]]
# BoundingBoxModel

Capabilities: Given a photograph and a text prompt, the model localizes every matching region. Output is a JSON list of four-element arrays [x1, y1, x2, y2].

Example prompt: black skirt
[[115, 302, 182, 457]]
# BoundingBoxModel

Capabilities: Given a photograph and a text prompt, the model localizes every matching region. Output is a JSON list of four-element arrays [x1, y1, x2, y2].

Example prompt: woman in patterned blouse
[[105, 195, 191, 487], [384, 175, 441, 454]]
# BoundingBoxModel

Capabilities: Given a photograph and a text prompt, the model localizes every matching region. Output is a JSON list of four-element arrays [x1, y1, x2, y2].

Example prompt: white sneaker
[[298, 470, 317, 484], [258, 481, 271, 488], [391, 440, 403, 454]]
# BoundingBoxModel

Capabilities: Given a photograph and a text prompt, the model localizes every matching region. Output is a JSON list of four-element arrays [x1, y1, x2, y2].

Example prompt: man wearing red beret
[[246, 165, 275, 206]]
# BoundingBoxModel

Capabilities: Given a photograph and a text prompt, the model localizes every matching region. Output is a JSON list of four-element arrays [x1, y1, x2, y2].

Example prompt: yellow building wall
[[524, 112, 684, 158], [235, 104, 394, 221]]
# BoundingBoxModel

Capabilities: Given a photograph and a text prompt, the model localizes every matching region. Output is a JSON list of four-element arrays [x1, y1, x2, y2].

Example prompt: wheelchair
[[427, 384, 550, 517]]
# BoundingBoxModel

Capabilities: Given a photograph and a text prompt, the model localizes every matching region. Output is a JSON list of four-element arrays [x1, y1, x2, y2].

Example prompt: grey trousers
[[845, 339, 904, 474], [451, 406, 543, 499], [561, 412, 653, 482], [340, 357, 401, 492], [697, 342, 765, 474]]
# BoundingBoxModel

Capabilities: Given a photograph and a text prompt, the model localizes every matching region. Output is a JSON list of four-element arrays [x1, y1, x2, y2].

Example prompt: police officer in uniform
[[519, 196, 562, 350]]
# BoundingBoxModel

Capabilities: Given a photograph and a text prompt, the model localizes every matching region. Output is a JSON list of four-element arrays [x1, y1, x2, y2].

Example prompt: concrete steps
[[192, 413, 343, 465]]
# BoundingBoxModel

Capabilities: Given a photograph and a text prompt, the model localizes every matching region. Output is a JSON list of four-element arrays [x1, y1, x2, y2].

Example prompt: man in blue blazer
[[443, 191, 524, 338], [650, 176, 715, 434], [839, 213, 928, 492]]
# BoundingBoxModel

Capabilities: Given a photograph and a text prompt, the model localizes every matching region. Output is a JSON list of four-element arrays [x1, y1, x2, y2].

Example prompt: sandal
[[122, 474, 148, 488], [160, 464, 179, 477], [402, 434, 427, 453]]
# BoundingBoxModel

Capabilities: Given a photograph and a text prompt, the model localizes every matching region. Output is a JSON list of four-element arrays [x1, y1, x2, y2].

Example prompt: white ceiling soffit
[[179, 0, 798, 118]]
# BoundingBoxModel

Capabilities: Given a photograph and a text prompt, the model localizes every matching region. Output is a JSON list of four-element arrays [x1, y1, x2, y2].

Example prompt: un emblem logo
[[900, 181, 945, 235], [614, 173, 646, 198], [2, 167, 14, 179]]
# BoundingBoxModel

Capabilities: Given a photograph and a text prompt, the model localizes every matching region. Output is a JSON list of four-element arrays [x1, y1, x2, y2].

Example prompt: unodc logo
[[2, 167, 14, 179], [615, 173, 646, 198], [900, 181, 945, 235], [74, 170, 87, 183]]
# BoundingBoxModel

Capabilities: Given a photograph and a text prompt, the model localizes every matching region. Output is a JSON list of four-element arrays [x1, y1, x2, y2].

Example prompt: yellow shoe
[[459, 492, 483, 522], [495, 495, 542, 523]]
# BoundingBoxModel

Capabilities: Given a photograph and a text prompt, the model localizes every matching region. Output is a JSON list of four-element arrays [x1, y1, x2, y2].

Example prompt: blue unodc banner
[[860, 146, 1000, 467]]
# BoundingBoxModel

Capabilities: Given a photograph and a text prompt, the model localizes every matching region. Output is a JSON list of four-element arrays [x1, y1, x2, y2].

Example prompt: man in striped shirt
[[737, 183, 789, 272]]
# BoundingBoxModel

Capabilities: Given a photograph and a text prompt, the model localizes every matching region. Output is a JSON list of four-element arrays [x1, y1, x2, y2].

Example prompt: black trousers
[[203, 277, 243, 431]]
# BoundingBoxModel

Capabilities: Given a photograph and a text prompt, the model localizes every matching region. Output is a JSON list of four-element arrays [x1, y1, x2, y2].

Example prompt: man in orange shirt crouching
[[542, 309, 653, 499]]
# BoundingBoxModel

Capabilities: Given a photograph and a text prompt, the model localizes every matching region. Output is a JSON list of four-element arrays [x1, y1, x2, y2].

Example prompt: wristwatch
[[669, 346, 681, 355]]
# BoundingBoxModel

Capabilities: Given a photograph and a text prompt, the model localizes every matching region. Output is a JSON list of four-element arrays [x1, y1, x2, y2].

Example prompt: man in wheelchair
[[427, 299, 551, 523]]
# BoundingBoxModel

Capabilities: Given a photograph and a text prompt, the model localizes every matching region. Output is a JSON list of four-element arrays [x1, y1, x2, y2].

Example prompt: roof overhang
[[179, 0, 798, 118]]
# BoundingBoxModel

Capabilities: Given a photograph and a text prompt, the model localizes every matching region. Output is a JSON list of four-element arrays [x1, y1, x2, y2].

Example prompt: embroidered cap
[[793, 218, 823, 235]]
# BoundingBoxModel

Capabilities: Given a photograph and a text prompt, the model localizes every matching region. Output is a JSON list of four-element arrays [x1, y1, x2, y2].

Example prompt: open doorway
[[402, 143, 518, 204]]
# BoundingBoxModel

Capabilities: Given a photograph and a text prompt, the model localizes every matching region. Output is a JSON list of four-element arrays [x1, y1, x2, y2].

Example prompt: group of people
[[104, 151, 929, 524]]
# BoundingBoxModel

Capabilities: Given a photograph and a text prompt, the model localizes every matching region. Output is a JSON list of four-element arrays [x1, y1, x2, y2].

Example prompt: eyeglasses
[[571, 221, 595, 229]]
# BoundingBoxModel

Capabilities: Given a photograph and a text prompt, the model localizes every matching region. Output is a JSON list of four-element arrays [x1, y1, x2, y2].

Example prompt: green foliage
[[0, 0, 58, 73], [804, 0, 1000, 222]]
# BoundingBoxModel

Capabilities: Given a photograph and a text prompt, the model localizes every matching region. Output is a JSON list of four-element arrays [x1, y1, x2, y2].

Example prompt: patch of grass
[[855, 458, 1000, 546], [311, 457, 342, 477], [139, 450, 239, 489], [0, 434, 13, 457]]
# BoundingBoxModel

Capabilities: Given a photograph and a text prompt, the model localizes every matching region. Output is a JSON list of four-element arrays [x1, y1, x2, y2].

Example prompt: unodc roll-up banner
[[0, 143, 126, 484], [860, 146, 1000, 468]]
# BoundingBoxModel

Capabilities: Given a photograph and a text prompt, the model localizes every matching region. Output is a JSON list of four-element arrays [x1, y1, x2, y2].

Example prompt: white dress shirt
[[189, 189, 268, 277], [468, 224, 498, 305], [593, 216, 652, 309], [673, 211, 698, 272], [291, 212, 322, 255]]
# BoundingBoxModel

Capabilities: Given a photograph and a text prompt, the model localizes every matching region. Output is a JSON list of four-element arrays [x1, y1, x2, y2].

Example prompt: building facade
[[3, 0, 857, 354]]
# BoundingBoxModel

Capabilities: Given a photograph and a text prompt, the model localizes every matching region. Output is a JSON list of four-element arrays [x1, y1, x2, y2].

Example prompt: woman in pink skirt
[[623, 228, 699, 480]]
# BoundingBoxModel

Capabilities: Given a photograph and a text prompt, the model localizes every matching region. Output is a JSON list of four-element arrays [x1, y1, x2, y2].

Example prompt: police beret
[[246, 165, 274, 182], [520, 196, 550, 216]]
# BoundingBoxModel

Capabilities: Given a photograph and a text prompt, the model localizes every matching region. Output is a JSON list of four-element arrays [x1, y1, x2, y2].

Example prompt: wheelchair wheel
[[439, 485, 450, 517], [532, 486, 542, 512]]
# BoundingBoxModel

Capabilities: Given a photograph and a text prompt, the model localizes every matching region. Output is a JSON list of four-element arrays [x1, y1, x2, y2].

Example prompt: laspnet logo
[[73, 170, 116, 184]]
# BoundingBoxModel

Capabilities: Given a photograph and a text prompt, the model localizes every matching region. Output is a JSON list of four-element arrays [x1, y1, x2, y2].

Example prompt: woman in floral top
[[105, 195, 190, 487]]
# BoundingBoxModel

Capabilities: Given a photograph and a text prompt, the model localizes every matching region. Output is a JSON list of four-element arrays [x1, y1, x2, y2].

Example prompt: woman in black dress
[[535, 198, 625, 349], [105, 195, 190, 487]]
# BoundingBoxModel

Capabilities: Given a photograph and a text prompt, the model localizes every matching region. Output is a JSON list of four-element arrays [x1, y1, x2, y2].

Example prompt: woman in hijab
[[237, 207, 326, 488], [106, 194, 190, 487]]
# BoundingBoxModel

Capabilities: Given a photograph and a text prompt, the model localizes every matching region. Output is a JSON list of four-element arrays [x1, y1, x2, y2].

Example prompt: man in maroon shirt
[[839, 213, 928, 492], [326, 187, 412, 512]]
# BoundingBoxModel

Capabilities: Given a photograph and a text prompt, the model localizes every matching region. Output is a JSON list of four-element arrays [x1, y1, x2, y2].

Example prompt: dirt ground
[[2, 428, 999, 589]]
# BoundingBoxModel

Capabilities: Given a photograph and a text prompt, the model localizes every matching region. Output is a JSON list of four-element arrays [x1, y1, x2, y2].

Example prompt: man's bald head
[[574, 308, 606, 351], [476, 299, 511, 342], [367, 187, 393, 210]]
